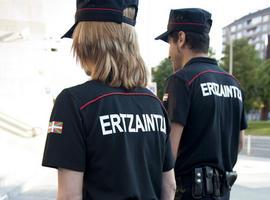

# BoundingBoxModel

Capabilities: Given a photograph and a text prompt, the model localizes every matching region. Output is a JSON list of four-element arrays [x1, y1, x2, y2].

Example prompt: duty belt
[[177, 166, 237, 199], [192, 166, 237, 199]]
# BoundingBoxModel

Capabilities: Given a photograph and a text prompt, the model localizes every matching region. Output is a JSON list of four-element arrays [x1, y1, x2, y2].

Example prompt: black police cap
[[155, 8, 212, 43], [62, 0, 139, 39]]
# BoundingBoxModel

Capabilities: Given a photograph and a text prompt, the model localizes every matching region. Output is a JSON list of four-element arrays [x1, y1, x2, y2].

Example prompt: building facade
[[0, 1, 86, 132], [222, 7, 270, 58]]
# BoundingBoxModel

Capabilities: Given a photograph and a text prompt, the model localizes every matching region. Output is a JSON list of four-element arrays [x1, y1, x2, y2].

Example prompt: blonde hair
[[72, 8, 147, 89]]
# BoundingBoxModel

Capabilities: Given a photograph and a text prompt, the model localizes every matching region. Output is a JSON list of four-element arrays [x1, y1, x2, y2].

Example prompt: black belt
[[176, 166, 237, 199]]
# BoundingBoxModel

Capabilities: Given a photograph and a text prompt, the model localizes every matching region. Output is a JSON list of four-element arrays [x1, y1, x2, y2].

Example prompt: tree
[[152, 58, 173, 99], [256, 59, 270, 120], [152, 48, 222, 100], [220, 38, 262, 111], [208, 47, 216, 59]]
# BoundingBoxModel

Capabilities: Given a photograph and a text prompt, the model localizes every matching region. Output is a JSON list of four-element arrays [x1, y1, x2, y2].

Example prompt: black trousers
[[175, 177, 230, 200]]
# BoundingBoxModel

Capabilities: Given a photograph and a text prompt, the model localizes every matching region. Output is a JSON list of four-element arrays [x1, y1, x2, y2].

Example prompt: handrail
[[0, 112, 39, 137]]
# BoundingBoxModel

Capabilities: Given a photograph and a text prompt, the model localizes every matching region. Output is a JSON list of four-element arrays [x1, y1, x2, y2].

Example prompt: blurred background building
[[0, 0, 87, 135], [222, 7, 270, 58]]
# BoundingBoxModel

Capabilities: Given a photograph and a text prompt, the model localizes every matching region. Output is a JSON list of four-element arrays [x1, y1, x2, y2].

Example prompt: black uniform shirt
[[42, 80, 174, 200], [163, 57, 247, 177]]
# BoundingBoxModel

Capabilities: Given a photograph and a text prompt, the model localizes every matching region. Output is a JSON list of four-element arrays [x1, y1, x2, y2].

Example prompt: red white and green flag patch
[[47, 121, 63, 134], [163, 93, 168, 101]]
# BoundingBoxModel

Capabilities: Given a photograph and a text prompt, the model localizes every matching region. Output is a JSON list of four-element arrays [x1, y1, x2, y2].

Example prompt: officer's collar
[[183, 57, 217, 68]]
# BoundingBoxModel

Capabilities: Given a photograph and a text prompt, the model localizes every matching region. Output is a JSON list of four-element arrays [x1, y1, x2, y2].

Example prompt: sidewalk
[[1, 129, 270, 199], [0, 129, 56, 200], [231, 155, 270, 200]]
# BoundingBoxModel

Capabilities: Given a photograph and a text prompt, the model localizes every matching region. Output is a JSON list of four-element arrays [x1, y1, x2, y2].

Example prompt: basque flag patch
[[47, 121, 63, 134]]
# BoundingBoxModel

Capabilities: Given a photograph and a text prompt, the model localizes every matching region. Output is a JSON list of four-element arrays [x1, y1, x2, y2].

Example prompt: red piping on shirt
[[187, 70, 239, 86], [80, 92, 162, 110]]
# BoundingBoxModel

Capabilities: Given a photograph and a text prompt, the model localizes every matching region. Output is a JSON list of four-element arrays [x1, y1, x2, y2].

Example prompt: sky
[[43, 0, 270, 68], [3, 0, 269, 69], [134, 0, 270, 68]]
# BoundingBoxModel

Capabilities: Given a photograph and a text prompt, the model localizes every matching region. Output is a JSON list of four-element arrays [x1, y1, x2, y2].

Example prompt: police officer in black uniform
[[155, 8, 247, 200], [42, 1, 176, 199]]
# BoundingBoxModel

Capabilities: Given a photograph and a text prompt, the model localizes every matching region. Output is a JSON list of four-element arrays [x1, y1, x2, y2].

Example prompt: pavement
[[0, 129, 270, 200], [231, 155, 270, 200], [0, 129, 56, 200]]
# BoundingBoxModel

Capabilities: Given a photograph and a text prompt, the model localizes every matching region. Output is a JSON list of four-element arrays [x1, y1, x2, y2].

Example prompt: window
[[252, 16, 261, 25], [230, 25, 236, 32], [237, 32, 242, 39], [254, 37, 260, 42], [237, 23, 242, 30], [263, 24, 268, 32], [247, 26, 257, 35], [256, 26, 261, 33], [263, 15, 269, 22], [242, 30, 247, 37], [255, 43, 260, 50]]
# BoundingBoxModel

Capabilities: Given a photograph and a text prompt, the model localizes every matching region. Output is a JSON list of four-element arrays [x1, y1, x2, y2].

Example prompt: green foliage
[[256, 59, 270, 119], [220, 39, 262, 111], [208, 47, 216, 59], [257, 59, 270, 100], [152, 58, 173, 99], [246, 121, 270, 136]]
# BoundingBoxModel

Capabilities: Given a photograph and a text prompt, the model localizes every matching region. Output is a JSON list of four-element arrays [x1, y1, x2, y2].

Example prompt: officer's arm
[[238, 130, 245, 153], [170, 122, 184, 161], [57, 168, 84, 200], [161, 169, 176, 200]]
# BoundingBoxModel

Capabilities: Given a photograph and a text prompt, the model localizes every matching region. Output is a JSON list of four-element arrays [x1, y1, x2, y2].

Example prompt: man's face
[[168, 34, 184, 72]]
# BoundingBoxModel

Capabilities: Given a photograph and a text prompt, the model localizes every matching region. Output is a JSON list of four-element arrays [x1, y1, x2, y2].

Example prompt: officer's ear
[[177, 31, 186, 49]]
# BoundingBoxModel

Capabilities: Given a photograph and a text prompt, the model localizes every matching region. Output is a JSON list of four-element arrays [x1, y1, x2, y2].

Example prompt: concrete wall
[[0, 0, 75, 36], [0, 1, 87, 133]]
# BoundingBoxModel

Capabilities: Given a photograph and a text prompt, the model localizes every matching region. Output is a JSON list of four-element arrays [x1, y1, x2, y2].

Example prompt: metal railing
[[241, 135, 270, 158], [0, 112, 39, 137]]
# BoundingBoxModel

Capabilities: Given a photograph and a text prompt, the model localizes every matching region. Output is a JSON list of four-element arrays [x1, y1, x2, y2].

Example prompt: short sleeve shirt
[[42, 80, 174, 200], [163, 57, 247, 177]]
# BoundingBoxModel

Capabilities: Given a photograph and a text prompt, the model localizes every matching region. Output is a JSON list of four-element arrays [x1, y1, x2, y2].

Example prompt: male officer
[[155, 8, 247, 200]]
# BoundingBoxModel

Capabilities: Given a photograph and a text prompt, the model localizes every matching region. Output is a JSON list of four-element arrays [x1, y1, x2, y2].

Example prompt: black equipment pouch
[[191, 167, 236, 198], [225, 171, 237, 190], [213, 169, 221, 197], [205, 166, 214, 195], [192, 168, 204, 199]]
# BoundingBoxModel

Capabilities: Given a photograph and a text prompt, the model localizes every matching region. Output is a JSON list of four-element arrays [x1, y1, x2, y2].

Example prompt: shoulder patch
[[48, 121, 63, 134], [163, 93, 168, 101]]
